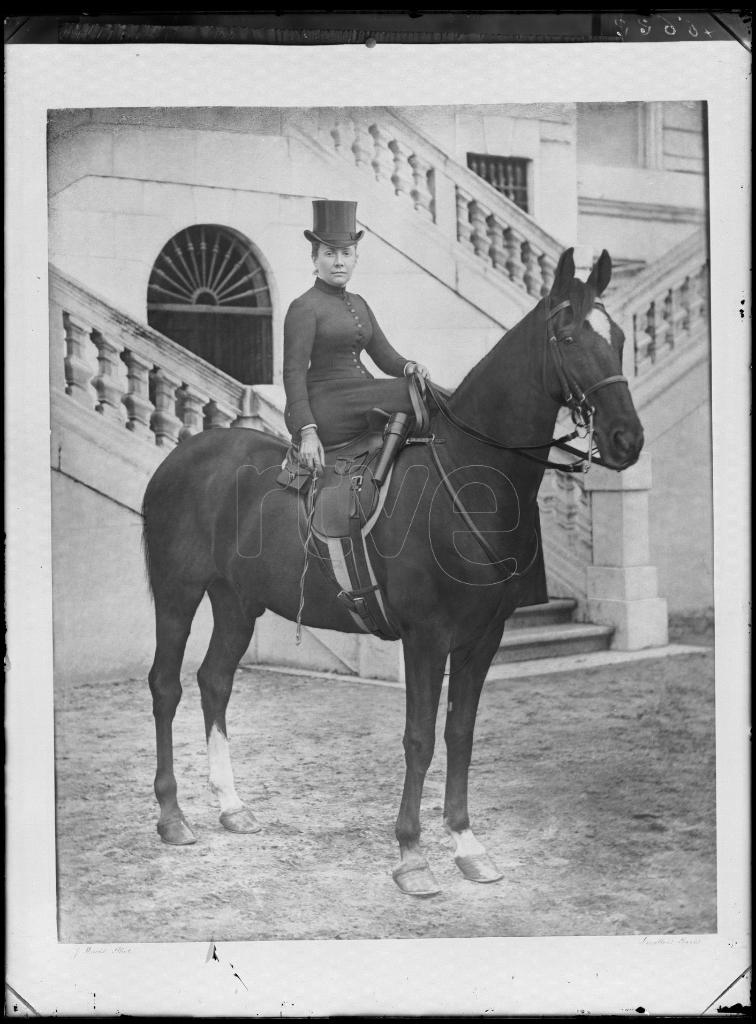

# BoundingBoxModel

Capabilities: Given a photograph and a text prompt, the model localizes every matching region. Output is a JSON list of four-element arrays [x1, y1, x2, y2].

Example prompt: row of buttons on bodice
[[343, 291, 369, 376]]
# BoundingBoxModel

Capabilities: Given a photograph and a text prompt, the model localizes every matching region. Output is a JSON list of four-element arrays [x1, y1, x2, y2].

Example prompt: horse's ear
[[550, 247, 575, 299], [587, 249, 612, 297]]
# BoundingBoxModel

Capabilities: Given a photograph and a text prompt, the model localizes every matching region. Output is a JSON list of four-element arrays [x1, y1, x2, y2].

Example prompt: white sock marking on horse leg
[[207, 725, 244, 814], [447, 827, 486, 858]]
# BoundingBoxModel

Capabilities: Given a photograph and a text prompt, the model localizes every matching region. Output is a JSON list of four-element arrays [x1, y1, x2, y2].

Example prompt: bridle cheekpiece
[[543, 295, 628, 468]]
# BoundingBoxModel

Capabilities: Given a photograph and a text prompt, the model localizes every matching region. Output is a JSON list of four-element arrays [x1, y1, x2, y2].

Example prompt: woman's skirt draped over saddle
[[283, 276, 415, 448]]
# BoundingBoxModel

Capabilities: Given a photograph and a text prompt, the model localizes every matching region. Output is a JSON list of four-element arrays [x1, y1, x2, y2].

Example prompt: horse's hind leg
[[393, 627, 448, 897], [149, 583, 205, 845], [198, 579, 260, 834], [443, 629, 506, 883]]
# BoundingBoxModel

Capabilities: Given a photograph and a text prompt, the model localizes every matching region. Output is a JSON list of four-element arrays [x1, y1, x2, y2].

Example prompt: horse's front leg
[[393, 628, 449, 897], [443, 623, 506, 884]]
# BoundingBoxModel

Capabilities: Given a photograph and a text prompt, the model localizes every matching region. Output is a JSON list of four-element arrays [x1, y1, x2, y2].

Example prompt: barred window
[[466, 154, 530, 212]]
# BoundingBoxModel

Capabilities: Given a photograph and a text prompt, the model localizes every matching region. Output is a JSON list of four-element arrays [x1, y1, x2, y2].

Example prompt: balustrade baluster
[[176, 384, 208, 442], [329, 116, 345, 154], [486, 215, 507, 273], [643, 301, 658, 365], [330, 114, 357, 162], [121, 351, 154, 439], [91, 330, 126, 424], [468, 201, 491, 261], [368, 124, 393, 183], [504, 226, 526, 287], [205, 399, 236, 430], [350, 117, 372, 169], [679, 275, 692, 334], [50, 303, 68, 392], [662, 288, 675, 354], [671, 281, 687, 341], [62, 312, 95, 407], [692, 264, 708, 325], [408, 153, 434, 219], [631, 312, 641, 376], [455, 188, 473, 248], [149, 368, 182, 449], [522, 242, 541, 297], [388, 139, 412, 198], [539, 253, 556, 297]]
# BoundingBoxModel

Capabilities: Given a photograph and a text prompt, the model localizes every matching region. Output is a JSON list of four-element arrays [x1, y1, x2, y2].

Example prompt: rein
[[411, 296, 628, 569]]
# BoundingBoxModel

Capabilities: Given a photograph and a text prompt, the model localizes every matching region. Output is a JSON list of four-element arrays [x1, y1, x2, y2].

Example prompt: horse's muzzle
[[598, 423, 645, 471]]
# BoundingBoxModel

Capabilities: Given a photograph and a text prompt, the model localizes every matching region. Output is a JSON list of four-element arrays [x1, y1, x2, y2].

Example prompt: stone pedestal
[[584, 453, 668, 649]]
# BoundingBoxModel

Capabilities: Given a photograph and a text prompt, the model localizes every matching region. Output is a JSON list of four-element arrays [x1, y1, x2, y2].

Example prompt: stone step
[[494, 621, 614, 664], [508, 598, 577, 630]]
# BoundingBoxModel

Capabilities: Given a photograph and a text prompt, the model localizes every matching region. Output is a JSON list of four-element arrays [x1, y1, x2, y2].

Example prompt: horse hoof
[[219, 807, 261, 834], [392, 861, 442, 897], [454, 852, 503, 883], [157, 817, 197, 845]]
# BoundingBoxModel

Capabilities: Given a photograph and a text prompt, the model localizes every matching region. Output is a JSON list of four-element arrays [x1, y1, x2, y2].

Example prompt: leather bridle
[[544, 296, 628, 453]]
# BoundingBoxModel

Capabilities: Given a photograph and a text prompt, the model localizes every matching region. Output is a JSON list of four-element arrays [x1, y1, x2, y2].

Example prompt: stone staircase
[[496, 598, 613, 665]]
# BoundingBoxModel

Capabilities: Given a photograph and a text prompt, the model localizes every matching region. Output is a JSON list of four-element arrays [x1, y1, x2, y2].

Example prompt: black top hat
[[304, 200, 364, 247]]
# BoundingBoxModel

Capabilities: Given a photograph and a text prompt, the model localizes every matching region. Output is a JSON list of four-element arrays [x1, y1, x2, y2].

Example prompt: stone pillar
[[584, 452, 668, 649]]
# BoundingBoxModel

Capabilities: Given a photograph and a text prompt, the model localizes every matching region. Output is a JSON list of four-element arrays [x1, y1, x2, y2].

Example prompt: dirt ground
[[55, 633, 716, 942]]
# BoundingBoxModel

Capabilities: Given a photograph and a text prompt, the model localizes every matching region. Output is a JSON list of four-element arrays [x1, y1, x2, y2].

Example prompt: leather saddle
[[276, 410, 390, 538]]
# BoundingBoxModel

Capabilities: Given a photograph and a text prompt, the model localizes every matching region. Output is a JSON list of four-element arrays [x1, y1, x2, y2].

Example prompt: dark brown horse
[[142, 248, 643, 896]]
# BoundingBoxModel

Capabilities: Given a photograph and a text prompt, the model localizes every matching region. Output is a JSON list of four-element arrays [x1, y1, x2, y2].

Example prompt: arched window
[[147, 225, 273, 385]]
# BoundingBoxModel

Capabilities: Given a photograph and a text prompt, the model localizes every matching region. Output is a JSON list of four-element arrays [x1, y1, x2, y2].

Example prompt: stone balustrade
[[455, 191, 560, 299], [325, 110, 436, 223], [612, 228, 709, 381], [50, 267, 287, 450], [316, 107, 563, 300]]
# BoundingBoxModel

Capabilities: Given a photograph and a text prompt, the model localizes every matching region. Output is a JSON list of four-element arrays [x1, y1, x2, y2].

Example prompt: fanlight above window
[[148, 225, 271, 310], [147, 225, 273, 385]]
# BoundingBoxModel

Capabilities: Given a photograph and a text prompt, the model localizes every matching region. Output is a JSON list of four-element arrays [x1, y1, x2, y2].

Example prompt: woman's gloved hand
[[299, 425, 325, 474], [403, 361, 431, 381]]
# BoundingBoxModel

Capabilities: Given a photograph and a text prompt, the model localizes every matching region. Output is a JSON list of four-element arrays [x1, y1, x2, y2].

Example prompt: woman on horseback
[[283, 200, 429, 477]]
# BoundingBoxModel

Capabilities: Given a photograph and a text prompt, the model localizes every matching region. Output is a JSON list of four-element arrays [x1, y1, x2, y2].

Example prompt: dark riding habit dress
[[283, 277, 414, 447]]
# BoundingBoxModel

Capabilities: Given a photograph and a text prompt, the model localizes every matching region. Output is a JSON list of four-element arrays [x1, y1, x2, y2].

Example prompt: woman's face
[[313, 244, 358, 287]]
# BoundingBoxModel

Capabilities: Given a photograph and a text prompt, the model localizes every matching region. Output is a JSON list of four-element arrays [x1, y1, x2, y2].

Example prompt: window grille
[[466, 154, 530, 213]]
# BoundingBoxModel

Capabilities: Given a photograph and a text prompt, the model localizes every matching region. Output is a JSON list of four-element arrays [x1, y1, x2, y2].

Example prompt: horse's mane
[[447, 296, 545, 401]]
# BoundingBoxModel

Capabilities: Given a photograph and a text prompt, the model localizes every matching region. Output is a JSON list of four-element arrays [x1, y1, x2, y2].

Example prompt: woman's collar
[[314, 276, 347, 297]]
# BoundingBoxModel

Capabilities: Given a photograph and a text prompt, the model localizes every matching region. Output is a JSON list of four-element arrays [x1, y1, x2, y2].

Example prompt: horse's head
[[544, 248, 644, 470]]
